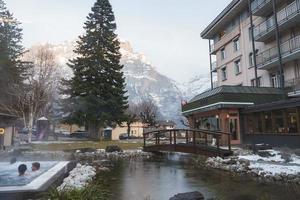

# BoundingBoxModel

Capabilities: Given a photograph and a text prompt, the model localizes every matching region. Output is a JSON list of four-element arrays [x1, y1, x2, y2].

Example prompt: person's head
[[31, 162, 40, 172], [18, 164, 27, 176]]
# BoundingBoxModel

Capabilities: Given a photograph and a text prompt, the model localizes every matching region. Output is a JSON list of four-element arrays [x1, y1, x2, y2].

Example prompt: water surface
[[109, 155, 300, 200]]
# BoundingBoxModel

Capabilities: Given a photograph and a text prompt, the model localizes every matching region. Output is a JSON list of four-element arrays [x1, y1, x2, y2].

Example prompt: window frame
[[233, 38, 240, 52], [221, 66, 227, 81], [220, 48, 226, 60], [234, 59, 242, 75]]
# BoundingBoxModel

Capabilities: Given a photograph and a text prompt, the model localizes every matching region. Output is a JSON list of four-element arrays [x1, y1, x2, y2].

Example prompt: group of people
[[18, 162, 40, 176]]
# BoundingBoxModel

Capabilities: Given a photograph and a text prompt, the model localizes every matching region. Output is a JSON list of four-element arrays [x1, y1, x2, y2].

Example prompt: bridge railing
[[143, 129, 231, 152]]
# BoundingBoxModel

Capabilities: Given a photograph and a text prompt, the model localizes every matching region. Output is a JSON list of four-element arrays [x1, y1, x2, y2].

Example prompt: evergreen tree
[[0, 0, 24, 107], [65, 0, 128, 138]]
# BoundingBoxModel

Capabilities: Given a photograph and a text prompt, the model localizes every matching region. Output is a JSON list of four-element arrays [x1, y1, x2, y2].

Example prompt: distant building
[[183, 0, 300, 147], [156, 120, 176, 130], [0, 113, 17, 149], [106, 122, 146, 140]]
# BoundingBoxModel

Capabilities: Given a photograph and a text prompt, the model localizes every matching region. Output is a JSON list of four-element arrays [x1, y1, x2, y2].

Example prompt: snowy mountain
[[41, 40, 210, 125], [178, 75, 211, 101]]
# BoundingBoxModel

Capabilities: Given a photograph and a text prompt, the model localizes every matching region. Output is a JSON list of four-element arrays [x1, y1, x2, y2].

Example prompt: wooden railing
[[143, 129, 232, 153]]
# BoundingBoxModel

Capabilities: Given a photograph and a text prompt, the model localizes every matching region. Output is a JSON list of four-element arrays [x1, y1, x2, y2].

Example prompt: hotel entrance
[[228, 116, 240, 144]]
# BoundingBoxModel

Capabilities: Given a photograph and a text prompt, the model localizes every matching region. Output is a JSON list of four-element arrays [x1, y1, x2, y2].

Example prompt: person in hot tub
[[18, 164, 27, 176], [31, 162, 40, 172]]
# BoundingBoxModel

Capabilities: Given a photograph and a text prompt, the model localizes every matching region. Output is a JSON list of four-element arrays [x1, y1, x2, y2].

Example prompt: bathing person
[[31, 162, 40, 172], [18, 164, 27, 176]]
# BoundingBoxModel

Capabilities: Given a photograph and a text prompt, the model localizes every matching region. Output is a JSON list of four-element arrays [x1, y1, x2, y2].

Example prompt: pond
[[107, 154, 300, 200]]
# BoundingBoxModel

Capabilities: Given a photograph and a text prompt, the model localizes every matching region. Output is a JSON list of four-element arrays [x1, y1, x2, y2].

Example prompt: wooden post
[[174, 130, 177, 145], [186, 130, 189, 144], [217, 136, 220, 156], [228, 133, 231, 151], [193, 131, 196, 146], [296, 107, 300, 133], [157, 131, 160, 145], [261, 113, 266, 133], [143, 133, 146, 147], [205, 132, 208, 149], [170, 130, 172, 144]]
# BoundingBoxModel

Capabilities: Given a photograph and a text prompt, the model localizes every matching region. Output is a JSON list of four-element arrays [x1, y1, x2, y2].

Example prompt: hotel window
[[249, 50, 259, 67], [248, 26, 253, 41], [233, 38, 240, 52], [274, 110, 285, 133], [264, 112, 272, 133], [271, 74, 279, 88], [249, 53, 254, 67], [221, 48, 226, 60], [234, 59, 241, 75], [287, 108, 298, 133], [221, 66, 227, 81], [251, 77, 261, 87]]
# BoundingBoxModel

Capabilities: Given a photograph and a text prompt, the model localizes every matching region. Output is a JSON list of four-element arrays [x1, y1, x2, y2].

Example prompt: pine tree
[[0, 0, 24, 107], [65, 0, 128, 138]]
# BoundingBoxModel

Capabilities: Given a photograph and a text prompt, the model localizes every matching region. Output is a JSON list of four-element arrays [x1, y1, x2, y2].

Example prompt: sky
[[7, 0, 231, 83]]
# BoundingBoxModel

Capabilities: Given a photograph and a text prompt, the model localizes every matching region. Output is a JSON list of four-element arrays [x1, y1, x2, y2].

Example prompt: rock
[[273, 174, 282, 181], [98, 167, 110, 172], [280, 152, 292, 163], [257, 151, 274, 158], [105, 145, 123, 153], [222, 158, 237, 165], [169, 191, 204, 200]]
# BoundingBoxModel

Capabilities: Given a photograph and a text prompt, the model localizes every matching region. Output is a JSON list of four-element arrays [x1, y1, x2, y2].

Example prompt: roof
[[189, 85, 284, 103], [157, 120, 176, 126], [182, 86, 285, 115], [242, 97, 300, 113], [201, 0, 248, 39]]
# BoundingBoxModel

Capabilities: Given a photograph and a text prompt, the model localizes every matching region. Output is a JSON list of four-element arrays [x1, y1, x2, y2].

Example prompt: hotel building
[[182, 0, 300, 147]]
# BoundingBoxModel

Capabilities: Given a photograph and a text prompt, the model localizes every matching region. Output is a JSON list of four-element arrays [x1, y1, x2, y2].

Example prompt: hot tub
[[0, 161, 70, 199]]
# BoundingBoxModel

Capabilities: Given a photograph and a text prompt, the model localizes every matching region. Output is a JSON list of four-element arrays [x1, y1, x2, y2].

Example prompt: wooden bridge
[[143, 129, 233, 157]]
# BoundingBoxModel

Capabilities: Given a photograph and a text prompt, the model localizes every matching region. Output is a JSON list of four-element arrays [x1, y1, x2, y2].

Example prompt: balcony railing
[[253, 0, 300, 40], [285, 77, 300, 93], [256, 34, 300, 68], [251, 0, 271, 14], [210, 43, 215, 53], [211, 61, 217, 72], [213, 81, 219, 88]]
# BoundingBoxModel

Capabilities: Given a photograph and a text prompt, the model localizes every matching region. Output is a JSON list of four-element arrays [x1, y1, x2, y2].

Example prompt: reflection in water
[[109, 157, 300, 200]]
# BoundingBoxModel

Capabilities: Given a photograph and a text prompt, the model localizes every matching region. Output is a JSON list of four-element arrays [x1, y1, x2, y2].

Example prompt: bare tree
[[124, 103, 139, 138], [138, 99, 158, 127], [1, 44, 58, 143]]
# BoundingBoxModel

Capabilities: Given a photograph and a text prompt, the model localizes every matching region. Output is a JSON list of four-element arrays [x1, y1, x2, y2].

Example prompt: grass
[[30, 140, 143, 151]]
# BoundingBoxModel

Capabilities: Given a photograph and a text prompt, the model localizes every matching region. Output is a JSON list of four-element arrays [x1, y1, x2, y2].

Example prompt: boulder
[[280, 152, 292, 163], [105, 145, 123, 153], [169, 191, 204, 200]]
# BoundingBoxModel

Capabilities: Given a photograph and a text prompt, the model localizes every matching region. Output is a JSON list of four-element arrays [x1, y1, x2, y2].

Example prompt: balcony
[[253, 0, 300, 42], [211, 61, 217, 72], [213, 81, 219, 88], [251, 0, 273, 16], [285, 77, 300, 96], [256, 34, 300, 69], [210, 26, 240, 55]]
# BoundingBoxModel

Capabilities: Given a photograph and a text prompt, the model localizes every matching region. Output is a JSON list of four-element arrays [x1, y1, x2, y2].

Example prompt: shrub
[[105, 145, 123, 153]]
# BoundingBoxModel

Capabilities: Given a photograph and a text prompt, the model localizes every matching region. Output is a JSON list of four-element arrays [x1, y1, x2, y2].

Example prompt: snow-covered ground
[[206, 148, 300, 183], [57, 164, 96, 191], [238, 149, 300, 175]]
